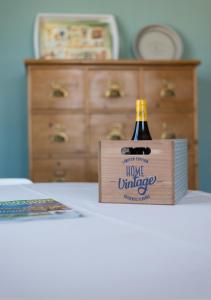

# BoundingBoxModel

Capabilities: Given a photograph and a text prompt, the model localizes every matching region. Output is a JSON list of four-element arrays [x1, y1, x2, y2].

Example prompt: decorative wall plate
[[133, 24, 183, 60]]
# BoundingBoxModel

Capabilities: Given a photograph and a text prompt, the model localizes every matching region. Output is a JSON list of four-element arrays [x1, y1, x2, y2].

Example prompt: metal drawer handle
[[53, 169, 66, 182], [53, 177, 66, 182], [54, 169, 66, 177], [160, 79, 176, 97], [106, 123, 124, 140], [51, 82, 68, 98], [161, 122, 176, 139], [48, 123, 69, 143], [105, 82, 124, 98], [49, 132, 69, 143]]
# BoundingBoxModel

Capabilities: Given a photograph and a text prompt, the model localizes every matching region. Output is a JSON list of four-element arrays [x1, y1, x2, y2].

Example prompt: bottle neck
[[136, 100, 147, 122], [136, 103, 148, 122], [132, 99, 151, 140]]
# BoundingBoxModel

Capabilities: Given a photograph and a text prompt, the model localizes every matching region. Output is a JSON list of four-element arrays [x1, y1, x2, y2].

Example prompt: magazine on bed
[[0, 198, 82, 221]]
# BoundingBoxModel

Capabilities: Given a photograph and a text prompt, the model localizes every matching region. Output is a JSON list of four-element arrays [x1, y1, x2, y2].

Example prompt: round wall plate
[[133, 24, 183, 60]]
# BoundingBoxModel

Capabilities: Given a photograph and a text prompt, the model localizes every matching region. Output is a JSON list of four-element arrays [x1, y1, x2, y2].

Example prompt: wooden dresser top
[[25, 59, 201, 67]]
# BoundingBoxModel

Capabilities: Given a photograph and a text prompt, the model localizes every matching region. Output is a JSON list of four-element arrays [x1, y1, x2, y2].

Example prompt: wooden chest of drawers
[[25, 59, 200, 189]]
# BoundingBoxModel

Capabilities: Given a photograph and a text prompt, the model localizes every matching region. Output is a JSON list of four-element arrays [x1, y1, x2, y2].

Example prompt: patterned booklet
[[0, 198, 82, 221]]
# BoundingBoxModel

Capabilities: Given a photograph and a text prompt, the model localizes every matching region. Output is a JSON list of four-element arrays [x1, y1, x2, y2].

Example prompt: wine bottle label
[[136, 99, 148, 121]]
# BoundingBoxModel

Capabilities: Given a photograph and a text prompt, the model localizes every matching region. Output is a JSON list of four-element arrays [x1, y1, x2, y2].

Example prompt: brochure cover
[[0, 198, 82, 221]]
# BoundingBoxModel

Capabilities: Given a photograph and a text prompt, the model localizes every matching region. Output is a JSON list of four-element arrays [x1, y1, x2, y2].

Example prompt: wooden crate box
[[99, 139, 187, 205]]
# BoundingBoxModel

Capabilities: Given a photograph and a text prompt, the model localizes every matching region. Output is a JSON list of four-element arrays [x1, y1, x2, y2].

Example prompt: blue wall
[[0, 0, 210, 191]]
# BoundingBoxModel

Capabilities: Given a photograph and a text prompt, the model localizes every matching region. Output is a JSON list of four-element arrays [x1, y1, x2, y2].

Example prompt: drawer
[[31, 159, 86, 182], [31, 114, 85, 157], [30, 68, 84, 110], [89, 114, 134, 154], [88, 69, 139, 110], [141, 69, 194, 112], [148, 113, 195, 145], [87, 158, 98, 182]]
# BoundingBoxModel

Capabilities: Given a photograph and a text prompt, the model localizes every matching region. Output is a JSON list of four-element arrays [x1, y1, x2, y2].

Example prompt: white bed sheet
[[0, 183, 210, 300]]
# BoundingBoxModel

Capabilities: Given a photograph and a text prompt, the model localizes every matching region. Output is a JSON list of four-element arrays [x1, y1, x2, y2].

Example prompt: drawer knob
[[105, 82, 124, 98], [51, 82, 68, 98], [160, 80, 176, 97], [107, 123, 124, 140]]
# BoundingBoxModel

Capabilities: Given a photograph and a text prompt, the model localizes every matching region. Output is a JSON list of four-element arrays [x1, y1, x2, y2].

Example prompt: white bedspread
[[0, 183, 210, 300]]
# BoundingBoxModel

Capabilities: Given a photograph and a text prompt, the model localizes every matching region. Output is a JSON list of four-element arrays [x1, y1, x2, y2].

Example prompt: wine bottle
[[132, 99, 152, 140], [121, 99, 152, 155], [128, 99, 152, 155]]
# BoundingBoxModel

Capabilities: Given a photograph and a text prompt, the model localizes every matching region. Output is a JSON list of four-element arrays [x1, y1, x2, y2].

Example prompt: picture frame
[[34, 13, 119, 60]]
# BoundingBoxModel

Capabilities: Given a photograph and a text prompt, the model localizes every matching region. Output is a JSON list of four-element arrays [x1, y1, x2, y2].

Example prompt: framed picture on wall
[[34, 13, 119, 60]]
